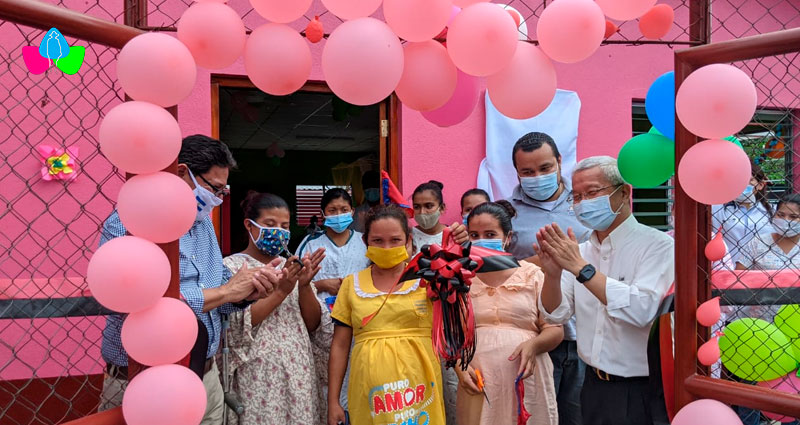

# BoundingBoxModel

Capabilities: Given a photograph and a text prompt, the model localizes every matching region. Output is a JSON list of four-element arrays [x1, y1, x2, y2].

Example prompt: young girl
[[222, 192, 327, 424], [457, 201, 563, 425], [412, 180, 448, 251], [460, 188, 491, 225], [328, 205, 446, 425], [297, 188, 371, 420]]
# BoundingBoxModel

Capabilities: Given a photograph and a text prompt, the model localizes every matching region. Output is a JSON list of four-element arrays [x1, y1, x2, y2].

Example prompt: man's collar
[[589, 214, 637, 249]]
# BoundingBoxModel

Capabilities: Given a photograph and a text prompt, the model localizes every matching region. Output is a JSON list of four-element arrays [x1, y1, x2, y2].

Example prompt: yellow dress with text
[[331, 267, 445, 425]]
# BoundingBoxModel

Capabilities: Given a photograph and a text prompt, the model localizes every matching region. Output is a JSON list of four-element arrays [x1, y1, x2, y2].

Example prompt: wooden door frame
[[209, 74, 401, 254]]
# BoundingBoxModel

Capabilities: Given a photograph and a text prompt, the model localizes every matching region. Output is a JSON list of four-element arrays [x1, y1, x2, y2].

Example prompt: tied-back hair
[[240, 191, 289, 220], [725, 157, 773, 217], [776, 193, 800, 213], [460, 188, 490, 208], [468, 200, 517, 237], [413, 180, 445, 207], [363, 204, 411, 243], [321, 188, 353, 210]]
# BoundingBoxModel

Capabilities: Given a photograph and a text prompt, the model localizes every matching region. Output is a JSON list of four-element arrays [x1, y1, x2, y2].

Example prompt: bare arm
[[327, 325, 352, 424]]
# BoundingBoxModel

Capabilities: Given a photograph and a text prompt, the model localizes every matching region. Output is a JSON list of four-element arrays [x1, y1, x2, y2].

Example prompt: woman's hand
[[509, 338, 537, 379], [534, 230, 563, 278], [276, 256, 302, 296], [315, 278, 343, 295], [454, 365, 481, 395], [449, 222, 469, 245], [327, 402, 347, 425], [298, 248, 325, 288]]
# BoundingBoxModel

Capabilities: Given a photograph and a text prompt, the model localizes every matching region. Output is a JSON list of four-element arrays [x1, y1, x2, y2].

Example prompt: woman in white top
[[412, 180, 448, 251], [737, 193, 800, 271]]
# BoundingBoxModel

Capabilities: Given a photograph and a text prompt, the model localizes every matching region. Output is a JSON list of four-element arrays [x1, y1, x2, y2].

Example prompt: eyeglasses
[[198, 174, 230, 197], [568, 184, 621, 204]]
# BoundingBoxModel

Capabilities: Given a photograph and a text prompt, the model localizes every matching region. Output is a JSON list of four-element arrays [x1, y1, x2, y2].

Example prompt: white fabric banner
[[478, 89, 581, 201]]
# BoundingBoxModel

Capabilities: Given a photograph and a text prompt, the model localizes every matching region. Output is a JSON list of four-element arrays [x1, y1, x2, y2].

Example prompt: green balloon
[[55, 45, 85, 75], [724, 135, 745, 150], [775, 304, 800, 362], [648, 126, 665, 137], [617, 133, 675, 188], [719, 318, 798, 382]]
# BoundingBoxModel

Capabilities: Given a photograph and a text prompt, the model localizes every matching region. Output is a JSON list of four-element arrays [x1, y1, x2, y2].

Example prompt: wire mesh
[[0, 6, 129, 423]]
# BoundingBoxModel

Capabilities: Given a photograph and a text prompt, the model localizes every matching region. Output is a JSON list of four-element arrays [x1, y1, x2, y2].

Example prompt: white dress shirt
[[538, 215, 674, 377]]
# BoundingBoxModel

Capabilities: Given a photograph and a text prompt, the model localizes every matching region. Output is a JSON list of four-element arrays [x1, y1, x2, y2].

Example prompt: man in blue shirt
[[99, 135, 280, 424], [506, 132, 590, 425]]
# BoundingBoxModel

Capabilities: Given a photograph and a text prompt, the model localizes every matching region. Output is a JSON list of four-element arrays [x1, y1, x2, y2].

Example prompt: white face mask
[[188, 169, 223, 221], [772, 217, 800, 238]]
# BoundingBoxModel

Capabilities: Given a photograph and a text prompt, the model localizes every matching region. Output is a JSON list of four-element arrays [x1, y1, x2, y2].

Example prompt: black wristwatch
[[576, 264, 596, 284]]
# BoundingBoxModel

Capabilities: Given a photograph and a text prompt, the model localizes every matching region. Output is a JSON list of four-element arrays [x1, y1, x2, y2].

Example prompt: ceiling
[[219, 87, 380, 153]]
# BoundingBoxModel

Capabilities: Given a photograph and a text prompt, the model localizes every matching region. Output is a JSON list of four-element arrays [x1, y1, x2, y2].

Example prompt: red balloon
[[384, 0, 452, 42], [395, 41, 457, 112], [87, 236, 169, 313], [676, 63, 757, 139], [322, 18, 404, 106], [122, 298, 198, 366], [122, 365, 206, 425], [639, 4, 674, 39], [596, 0, 656, 20], [697, 337, 721, 366], [177, 2, 245, 69], [696, 296, 721, 327], [117, 172, 197, 243], [447, 2, 518, 76], [117, 33, 196, 107], [537, 0, 605, 64], [508, 9, 521, 27], [704, 231, 726, 262], [250, 0, 311, 23], [99, 101, 181, 175], [245, 23, 311, 96], [677, 139, 751, 205], [604, 19, 619, 38], [488, 42, 556, 120]]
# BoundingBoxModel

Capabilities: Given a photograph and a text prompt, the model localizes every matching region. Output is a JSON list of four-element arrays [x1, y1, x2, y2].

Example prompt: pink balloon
[[99, 102, 181, 175], [697, 336, 720, 366], [384, 0, 452, 42], [195, 0, 226, 3], [488, 42, 556, 119], [177, 3, 245, 69], [395, 41, 457, 112], [250, 0, 311, 23], [447, 3, 518, 76], [453, 0, 486, 6], [322, 18, 404, 106], [537, 0, 605, 64], [122, 364, 206, 425], [87, 236, 169, 313], [245, 24, 311, 96], [117, 172, 197, 243], [421, 70, 479, 127], [758, 373, 800, 422], [117, 33, 196, 108], [704, 231, 726, 262], [672, 399, 742, 425], [677, 139, 751, 205], [596, 0, 656, 21], [435, 5, 462, 39], [321, 0, 382, 20], [676, 63, 757, 139], [122, 298, 198, 366], [696, 297, 721, 328]]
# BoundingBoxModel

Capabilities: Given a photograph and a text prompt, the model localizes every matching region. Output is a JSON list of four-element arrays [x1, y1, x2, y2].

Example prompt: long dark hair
[[727, 158, 772, 216], [468, 200, 517, 238]]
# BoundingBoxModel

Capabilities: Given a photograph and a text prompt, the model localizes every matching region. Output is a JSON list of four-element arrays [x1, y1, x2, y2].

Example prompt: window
[[295, 185, 351, 226]]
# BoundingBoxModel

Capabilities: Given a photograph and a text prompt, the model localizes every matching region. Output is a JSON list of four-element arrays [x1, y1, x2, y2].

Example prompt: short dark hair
[[363, 204, 410, 243], [460, 188, 490, 208], [321, 188, 353, 210], [412, 180, 445, 208], [240, 191, 289, 220], [362, 170, 380, 189], [468, 200, 517, 237], [511, 132, 560, 168], [777, 193, 800, 213], [178, 134, 237, 175]]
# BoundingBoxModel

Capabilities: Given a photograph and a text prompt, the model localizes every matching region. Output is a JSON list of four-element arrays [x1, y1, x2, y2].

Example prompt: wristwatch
[[576, 264, 596, 284]]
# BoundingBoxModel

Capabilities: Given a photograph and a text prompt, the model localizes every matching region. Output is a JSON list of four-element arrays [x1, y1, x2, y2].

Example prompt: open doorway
[[211, 78, 394, 255]]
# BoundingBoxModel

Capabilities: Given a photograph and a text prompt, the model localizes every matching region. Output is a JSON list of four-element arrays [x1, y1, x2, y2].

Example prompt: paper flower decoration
[[38, 145, 78, 181]]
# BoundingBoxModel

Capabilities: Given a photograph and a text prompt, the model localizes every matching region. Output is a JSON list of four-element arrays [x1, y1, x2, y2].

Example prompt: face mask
[[364, 188, 380, 203], [248, 219, 290, 256], [416, 210, 441, 230], [462, 214, 469, 226], [735, 185, 755, 204], [772, 218, 800, 238], [520, 170, 559, 201], [573, 186, 623, 231], [472, 239, 505, 252], [366, 245, 409, 269], [324, 212, 353, 234], [188, 169, 223, 221]]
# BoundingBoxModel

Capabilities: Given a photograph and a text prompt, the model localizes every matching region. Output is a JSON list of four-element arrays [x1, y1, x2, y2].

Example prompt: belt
[[354, 328, 430, 344], [589, 367, 648, 383], [106, 358, 214, 381]]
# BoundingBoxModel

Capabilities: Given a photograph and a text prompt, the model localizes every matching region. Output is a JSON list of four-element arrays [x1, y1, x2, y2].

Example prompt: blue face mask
[[735, 184, 755, 203], [520, 171, 560, 201], [462, 214, 469, 226], [364, 188, 380, 203], [324, 212, 353, 234], [248, 220, 290, 256], [472, 239, 505, 252], [573, 187, 623, 231]]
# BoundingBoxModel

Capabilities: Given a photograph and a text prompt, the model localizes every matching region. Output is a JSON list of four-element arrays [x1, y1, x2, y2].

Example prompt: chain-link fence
[[0, 1, 138, 422]]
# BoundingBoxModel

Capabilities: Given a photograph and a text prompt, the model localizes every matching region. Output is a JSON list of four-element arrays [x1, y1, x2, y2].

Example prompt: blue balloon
[[39, 27, 70, 60], [645, 71, 675, 140]]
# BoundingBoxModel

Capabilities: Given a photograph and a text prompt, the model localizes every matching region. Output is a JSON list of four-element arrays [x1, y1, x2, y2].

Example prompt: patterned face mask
[[248, 219, 290, 256]]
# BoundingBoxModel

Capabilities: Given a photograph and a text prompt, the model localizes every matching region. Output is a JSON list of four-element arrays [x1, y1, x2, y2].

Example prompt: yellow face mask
[[365, 245, 409, 269]]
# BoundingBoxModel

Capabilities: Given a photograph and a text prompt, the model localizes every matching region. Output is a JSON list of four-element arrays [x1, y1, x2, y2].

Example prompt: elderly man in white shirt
[[535, 156, 673, 425]]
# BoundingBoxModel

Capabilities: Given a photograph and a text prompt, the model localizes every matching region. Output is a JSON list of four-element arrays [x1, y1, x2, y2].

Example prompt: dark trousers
[[581, 368, 663, 425], [549, 340, 585, 425]]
